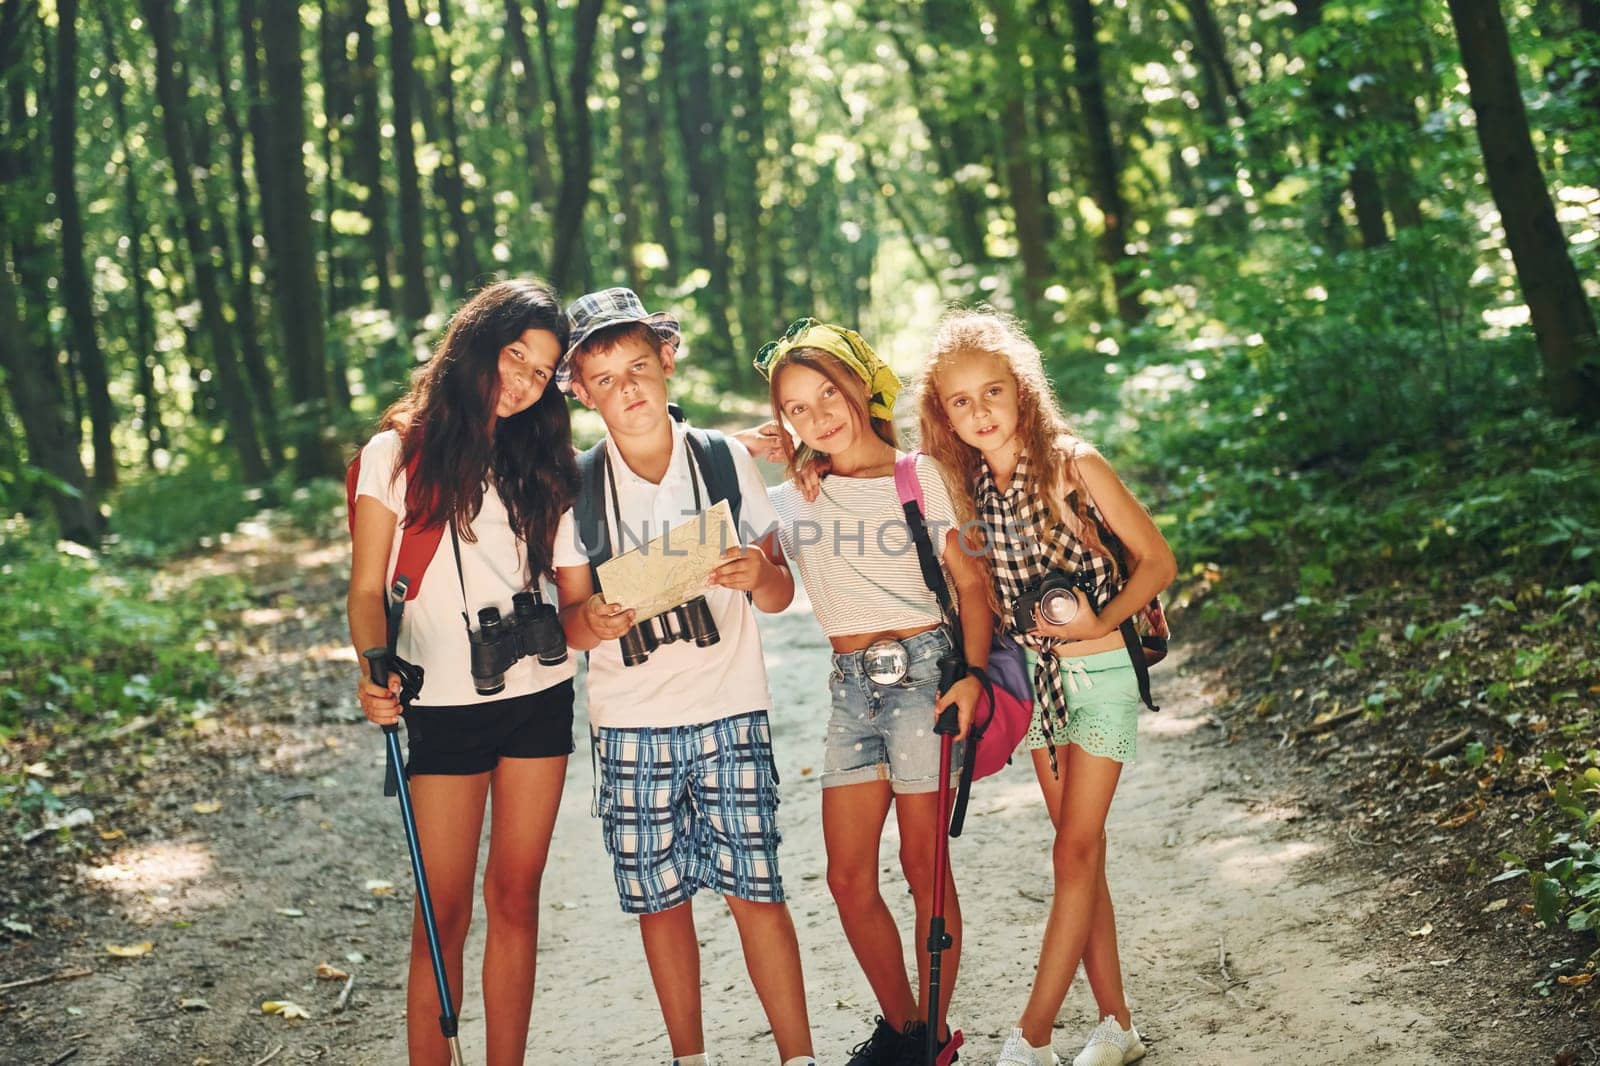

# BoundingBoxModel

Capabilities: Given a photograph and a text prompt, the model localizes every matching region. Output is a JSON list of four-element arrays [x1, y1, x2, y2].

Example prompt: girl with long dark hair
[[348, 278, 578, 1065]]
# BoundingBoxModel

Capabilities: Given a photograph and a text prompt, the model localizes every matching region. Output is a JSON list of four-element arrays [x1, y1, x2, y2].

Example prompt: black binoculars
[[619, 595, 719, 667], [468, 591, 568, 695]]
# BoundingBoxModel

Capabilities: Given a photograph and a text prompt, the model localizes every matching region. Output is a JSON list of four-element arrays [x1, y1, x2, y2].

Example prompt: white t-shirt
[[553, 424, 779, 730], [354, 430, 577, 706], [769, 453, 959, 638]]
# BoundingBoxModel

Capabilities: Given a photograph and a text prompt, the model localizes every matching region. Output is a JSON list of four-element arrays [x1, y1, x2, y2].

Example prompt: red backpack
[[345, 446, 445, 607]]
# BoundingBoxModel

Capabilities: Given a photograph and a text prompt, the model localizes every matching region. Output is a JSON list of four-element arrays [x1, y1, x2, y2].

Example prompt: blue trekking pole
[[363, 648, 464, 1066]]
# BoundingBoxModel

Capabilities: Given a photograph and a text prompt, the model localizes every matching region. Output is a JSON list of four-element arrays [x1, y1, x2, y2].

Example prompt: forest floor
[[0, 523, 1594, 1065]]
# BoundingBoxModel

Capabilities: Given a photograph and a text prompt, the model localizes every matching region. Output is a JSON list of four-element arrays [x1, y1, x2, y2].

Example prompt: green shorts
[[1024, 647, 1139, 763]]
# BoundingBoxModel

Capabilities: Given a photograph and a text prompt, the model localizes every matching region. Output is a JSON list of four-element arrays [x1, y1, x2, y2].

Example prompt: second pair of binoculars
[[469, 591, 568, 695], [619, 595, 719, 667]]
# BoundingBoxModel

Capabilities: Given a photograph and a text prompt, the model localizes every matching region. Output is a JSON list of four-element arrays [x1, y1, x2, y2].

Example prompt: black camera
[[618, 595, 719, 667], [1011, 568, 1096, 634], [468, 590, 569, 695]]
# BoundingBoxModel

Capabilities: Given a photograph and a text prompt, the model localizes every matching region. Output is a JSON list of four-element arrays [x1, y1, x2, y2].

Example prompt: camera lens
[[1039, 587, 1080, 626]]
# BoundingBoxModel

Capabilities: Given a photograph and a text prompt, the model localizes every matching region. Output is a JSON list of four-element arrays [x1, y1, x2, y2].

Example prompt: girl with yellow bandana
[[755, 318, 994, 1066]]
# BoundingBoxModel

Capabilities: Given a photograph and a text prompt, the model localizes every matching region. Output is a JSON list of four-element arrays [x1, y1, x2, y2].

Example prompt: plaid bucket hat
[[556, 287, 681, 392]]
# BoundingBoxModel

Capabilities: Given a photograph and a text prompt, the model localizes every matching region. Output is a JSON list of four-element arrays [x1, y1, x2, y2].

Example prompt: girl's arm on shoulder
[[1068, 449, 1177, 637]]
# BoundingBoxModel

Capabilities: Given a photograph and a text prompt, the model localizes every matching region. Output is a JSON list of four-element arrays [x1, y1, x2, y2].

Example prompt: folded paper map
[[596, 500, 739, 622]]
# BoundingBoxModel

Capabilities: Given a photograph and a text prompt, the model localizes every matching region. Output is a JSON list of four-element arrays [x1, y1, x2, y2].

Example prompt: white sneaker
[[994, 1027, 1060, 1066], [1071, 1015, 1145, 1066]]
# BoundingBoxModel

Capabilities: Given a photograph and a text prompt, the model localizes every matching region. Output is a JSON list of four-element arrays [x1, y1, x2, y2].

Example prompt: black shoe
[[898, 1020, 964, 1065], [847, 1015, 911, 1066]]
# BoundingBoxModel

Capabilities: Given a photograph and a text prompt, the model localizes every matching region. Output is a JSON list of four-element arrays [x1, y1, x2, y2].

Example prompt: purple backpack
[[894, 453, 1035, 795]]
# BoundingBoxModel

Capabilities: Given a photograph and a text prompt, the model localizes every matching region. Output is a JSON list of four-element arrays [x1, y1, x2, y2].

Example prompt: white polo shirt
[[355, 430, 578, 707], [553, 423, 779, 730]]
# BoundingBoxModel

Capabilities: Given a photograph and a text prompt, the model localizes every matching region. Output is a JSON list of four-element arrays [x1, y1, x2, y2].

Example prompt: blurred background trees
[[0, 0, 1595, 544]]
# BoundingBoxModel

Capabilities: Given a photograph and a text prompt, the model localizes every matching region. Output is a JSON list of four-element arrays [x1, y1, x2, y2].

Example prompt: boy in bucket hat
[[551, 289, 817, 1066]]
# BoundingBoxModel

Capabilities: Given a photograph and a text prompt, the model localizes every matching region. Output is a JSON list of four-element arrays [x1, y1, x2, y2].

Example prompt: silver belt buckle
[[862, 638, 910, 686]]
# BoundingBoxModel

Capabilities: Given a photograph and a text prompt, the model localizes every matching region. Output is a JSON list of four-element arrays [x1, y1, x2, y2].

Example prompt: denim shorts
[[823, 627, 965, 794], [594, 710, 784, 915]]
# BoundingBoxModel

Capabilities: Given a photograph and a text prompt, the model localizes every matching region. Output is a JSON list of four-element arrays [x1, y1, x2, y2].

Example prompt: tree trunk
[[97, 0, 167, 466], [537, 0, 603, 292], [239, 0, 282, 288], [350, 0, 396, 311], [318, 0, 347, 315], [0, 258, 101, 543], [431, 0, 476, 294], [315, 0, 355, 409], [993, 0, 1053, 325], [503, 0, 558, 223], [1066, 0, 1144, 323], [731, 15, 769, 354], [50, 0, 117, 489], [261, 0, 338, 476], [885, 21, 989, 267], [613, 6, 647, 290], [1349, 157, 1390, 247], [639, 12, 678, 273], [664, 0, 740, 375], [140, 0, 270, 481], [386, 0, 430, 321], [217, 0, 287, 463], [1447, 0, 1600, 419]]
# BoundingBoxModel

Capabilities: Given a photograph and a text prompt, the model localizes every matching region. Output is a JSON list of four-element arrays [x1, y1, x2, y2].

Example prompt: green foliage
[[0, 517, 233, 734], [110, 452, 268, 558], [110, 451, 349, 558]]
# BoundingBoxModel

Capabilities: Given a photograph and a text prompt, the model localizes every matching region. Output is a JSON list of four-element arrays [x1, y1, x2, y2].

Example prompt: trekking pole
[[924, 652, 964, 1066], [363, 648, 465, 1066]]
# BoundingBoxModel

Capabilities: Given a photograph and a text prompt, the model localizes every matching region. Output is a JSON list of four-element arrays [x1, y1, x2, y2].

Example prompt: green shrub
[[0, 517, 233, 734]]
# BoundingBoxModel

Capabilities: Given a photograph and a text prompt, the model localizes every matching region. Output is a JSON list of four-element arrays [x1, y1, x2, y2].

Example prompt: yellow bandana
[[754, 318, 899, 423]]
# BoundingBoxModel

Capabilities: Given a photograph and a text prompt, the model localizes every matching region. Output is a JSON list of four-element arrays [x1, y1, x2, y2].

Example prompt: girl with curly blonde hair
[[916, 308, 1176, 1066]]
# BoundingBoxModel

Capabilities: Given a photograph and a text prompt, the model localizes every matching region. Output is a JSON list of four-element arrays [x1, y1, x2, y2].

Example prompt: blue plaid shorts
[[594, 710, 784, 915]]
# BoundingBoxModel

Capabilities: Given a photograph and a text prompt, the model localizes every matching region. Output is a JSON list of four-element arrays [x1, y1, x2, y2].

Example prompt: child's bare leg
[[404, 773, 489, 1066], [823, 780, 918, 1029], [640, 900, 704, 1058], [894, 788, 962, 1038], [480, 755, 566, 1065], [1020, 747, 1123, 1046], [725, 897, 814, 1060], [1032, 749, 1130, 1027]]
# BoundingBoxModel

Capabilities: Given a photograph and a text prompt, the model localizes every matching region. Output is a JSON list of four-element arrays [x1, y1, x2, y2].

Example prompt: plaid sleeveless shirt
[[976, 449, 1120, 758]]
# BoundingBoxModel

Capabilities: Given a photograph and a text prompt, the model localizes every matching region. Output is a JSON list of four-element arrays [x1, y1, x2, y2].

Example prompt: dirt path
[[0, 537, 1511, 1064]]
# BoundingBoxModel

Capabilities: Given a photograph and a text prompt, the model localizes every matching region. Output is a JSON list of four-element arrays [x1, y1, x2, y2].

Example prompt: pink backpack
[[894, 454, 1034, 829]]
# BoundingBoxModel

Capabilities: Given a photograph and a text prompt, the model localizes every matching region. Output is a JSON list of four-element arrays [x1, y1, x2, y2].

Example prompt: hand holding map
[[595, 500, 740, 622]]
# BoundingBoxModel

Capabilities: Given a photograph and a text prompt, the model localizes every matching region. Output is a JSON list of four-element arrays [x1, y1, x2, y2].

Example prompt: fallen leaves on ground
[[314, 963, 349, 981], [261, 1000, 310, 1020], [105, 941, 154, 957]]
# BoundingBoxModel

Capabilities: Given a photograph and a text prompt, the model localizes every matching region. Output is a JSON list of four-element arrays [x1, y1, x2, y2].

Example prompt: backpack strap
[[346, 446, 445, 605], [684, 427, 742, 529], [573, 440, 611, 591], [895, 451, 980, 838], [1070, 491, 1160, 713]]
